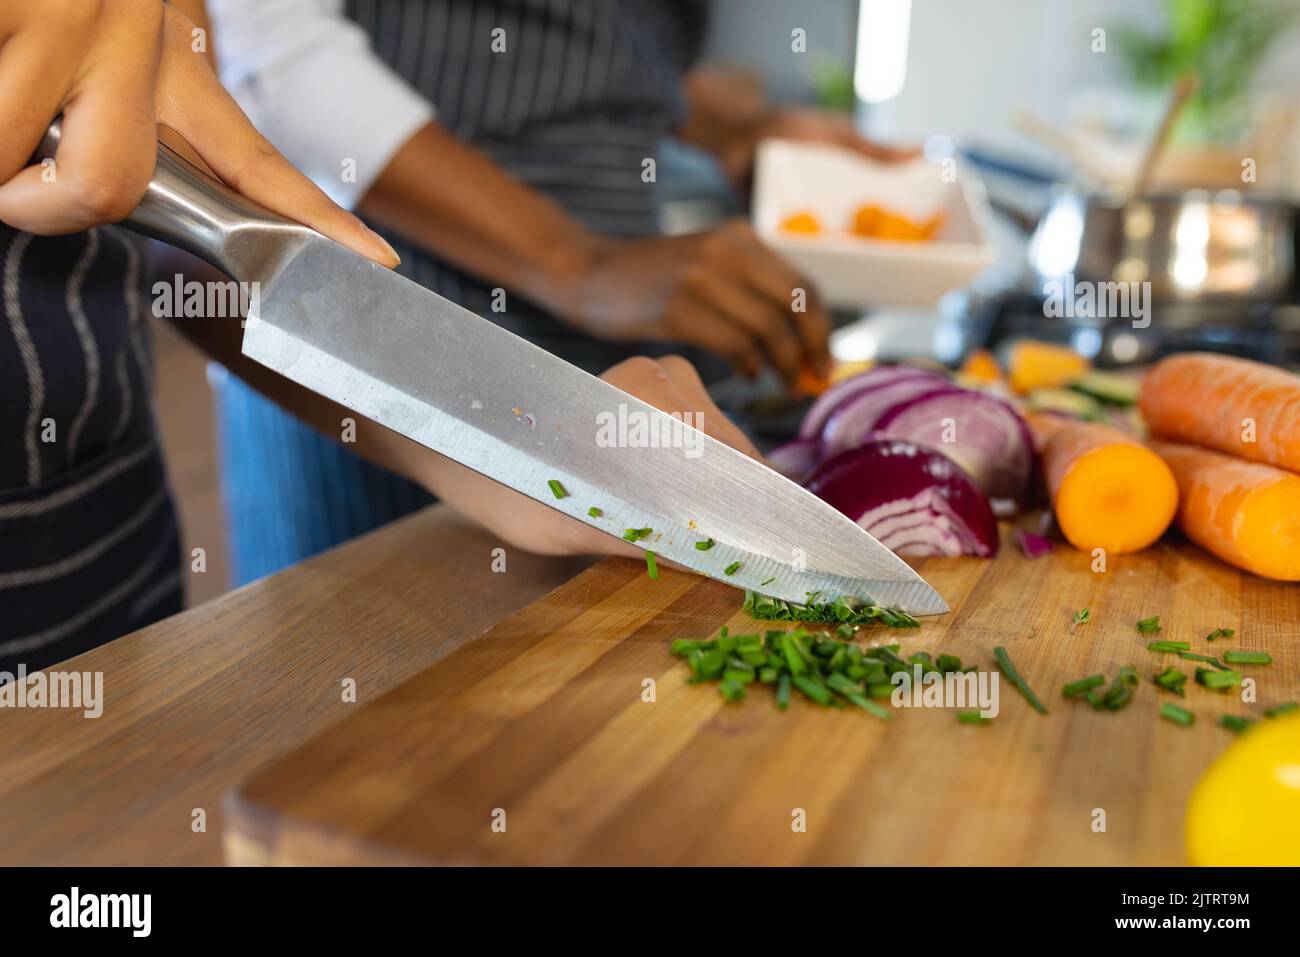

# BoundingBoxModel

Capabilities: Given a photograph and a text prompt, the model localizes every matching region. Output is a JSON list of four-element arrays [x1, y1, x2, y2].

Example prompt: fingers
[[600, 355, 760, 461], [0, 20, 83, 185], [0, 0, 162, 233], [717, 220, 833, 378], [656, 355, 761, 459], [687, 266, 803, 388], [668, 299, 764, 380], [152, 7, 399, 268]]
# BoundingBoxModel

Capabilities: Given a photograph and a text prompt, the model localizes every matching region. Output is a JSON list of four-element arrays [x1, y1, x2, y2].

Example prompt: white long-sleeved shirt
[[208, 0, 435, 208]]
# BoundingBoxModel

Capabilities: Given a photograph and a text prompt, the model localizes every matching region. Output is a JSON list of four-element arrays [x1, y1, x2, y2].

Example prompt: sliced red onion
[[820, 379, 961, 458], [804, 439, 999, 557], [798, 365, 947, 441], [872, 388, 1035, 501], [1016, 528, 1053, 558], [766, 438, 821, 484]]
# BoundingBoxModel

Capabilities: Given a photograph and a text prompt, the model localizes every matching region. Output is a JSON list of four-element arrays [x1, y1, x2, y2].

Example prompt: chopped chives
[[587, 506, 603, 518], [622, 527, 653, 542], [1177, 650, 1226, 668], [644, 550, 658, 580], [957, 711, 991, 725], [775, 674, 791, 711], [1205, 627, 1235, 642], [1146, 640, 1190, 652], [792, 675, 833, 706], [547, 479, 569, 499], [1265, 701, 1298, 718], [1153, 667, 1188, 696], [759, 576, 776, 587], [836, 623, 856, 639], [1072, 608, 1091, 626], [1222, 650, 1272, 665], [1160, 702, 1194, 727], [1195, 667, 1242, 691], [695, 538, 715, 551], [994, 646, 1048, 715], [1062, 674, 1105, 697], [724, 561, 742, 576], [718, 678, 746, 703], [1135, 615, 1161, 634], [1218, 714, 1255, 733]]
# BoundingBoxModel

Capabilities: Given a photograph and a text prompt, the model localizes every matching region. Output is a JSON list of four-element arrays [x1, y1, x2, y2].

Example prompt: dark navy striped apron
[[216, 0, 706, 584], [0, 225, 182, 673]]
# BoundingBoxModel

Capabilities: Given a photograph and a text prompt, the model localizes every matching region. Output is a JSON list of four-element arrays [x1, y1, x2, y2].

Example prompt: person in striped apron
[[1, 0, 757, 671], [208, 0, 906, 585]]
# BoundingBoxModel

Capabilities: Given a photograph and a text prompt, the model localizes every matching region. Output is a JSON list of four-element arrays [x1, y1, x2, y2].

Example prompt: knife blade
[[38, 123, 947, 615]]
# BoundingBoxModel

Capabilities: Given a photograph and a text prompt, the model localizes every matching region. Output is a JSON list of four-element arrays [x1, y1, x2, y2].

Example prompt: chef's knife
[[35, 123, 947, 615]]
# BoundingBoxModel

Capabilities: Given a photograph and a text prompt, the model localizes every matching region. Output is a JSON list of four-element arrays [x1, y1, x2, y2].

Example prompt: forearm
[[356, 122, 599, 320], [161, 257, 608, 556]]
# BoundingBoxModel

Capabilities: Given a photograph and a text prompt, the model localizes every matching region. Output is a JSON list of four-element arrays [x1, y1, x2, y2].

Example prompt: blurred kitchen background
[[158, 0, 1300, 602]]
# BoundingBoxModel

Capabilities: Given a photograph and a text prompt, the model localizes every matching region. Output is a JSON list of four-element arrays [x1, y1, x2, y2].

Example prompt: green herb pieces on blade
[[1221, 651, 1272, 666], [1135, 615, 1161, 634], [622, 527, 653, 543], [759, 577, 776, 587], [645, 551, 658, 581], [547, 479, 569, 499], [724, 561, 743, 576], [1160, 702, 1194, 727], [587, 506, 603, 518], [994, 646, 1048, 715], [694, 538, 715, 551]]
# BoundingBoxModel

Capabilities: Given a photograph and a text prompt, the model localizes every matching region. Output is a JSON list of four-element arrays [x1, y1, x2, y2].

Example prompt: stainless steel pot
[[1025, 187, 1298, 306]]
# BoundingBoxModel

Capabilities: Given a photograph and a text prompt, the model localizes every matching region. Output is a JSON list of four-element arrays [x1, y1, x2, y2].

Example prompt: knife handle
[[32, 119, 309, 286]]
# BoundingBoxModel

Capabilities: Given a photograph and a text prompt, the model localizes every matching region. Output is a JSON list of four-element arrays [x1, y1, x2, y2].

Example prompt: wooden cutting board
[[225, 537, 1299, 866]]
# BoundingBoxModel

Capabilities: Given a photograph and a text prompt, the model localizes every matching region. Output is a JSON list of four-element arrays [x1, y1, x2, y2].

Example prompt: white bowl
[[752, 139, 998, 309]]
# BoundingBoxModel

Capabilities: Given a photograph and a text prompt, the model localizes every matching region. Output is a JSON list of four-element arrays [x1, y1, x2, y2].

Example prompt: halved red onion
[[765, 438, 821, 484], [798, 365, 947, 442], [805, 439, 999, 557], [872, 389, 1035, 501], [820, 378, 961, 457]]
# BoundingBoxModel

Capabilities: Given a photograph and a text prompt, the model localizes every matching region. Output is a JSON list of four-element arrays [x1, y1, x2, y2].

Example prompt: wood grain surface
[[227, 535, 1300, 866], [0, 506, 593, 865]]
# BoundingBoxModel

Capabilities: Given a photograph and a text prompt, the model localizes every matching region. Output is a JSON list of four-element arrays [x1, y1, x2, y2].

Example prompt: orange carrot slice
[[1140, 353, 1300, 473], [1027, 413, 1178, 554], [1148, 439, 1300, 581], [780, 211, 821, 235]]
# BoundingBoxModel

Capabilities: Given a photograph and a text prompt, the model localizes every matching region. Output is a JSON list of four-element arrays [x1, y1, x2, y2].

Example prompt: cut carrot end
[[1054, 443, 1179, 554]]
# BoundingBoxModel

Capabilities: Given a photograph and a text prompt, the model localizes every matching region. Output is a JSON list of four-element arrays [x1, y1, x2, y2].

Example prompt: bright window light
[[854, 0, 912, 104]]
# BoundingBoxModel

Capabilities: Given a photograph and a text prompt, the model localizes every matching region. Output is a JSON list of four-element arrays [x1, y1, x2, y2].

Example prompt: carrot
[[1027, 413, 1178, 554], [1148, 439, 1300, 581], [1140, 353, 1300, 473]]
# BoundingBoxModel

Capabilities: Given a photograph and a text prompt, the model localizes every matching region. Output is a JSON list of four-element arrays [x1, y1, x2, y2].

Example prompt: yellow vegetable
[[1007, 340, 1089, 395], [1186, 714, 1300, 865]]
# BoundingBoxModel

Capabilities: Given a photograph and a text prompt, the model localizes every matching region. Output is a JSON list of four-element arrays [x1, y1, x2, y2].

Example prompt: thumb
[[153, 10, 399, 268]]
